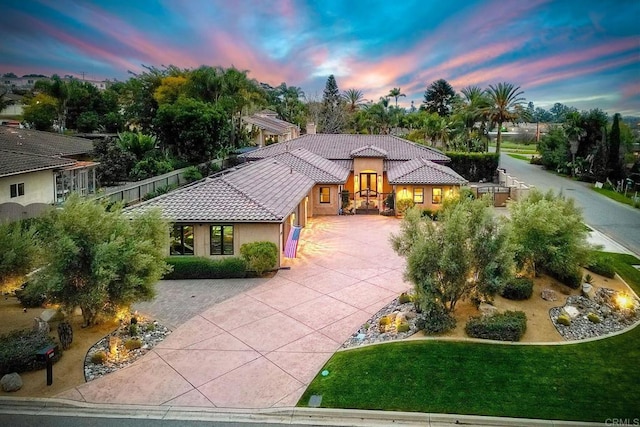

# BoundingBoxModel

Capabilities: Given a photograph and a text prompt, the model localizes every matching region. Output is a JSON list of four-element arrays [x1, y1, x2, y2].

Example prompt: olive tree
[[391, 195, 514, 331], [0, 221, 38, 293], [32, 195, 170, 326]]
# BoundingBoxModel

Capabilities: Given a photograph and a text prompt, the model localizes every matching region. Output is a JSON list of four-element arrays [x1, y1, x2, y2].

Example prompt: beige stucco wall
[[395, 185, 459, 210], [353, 158, 384, 193], [0, 170, 54, 205], [312, 184, 340, 215]]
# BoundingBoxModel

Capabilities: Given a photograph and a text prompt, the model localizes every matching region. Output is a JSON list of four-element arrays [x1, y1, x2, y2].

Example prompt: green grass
[[507, 153, 532, 161], [593, 187, 640, 209], [489, 141, 538, 151], [299, 253, 640, 422]]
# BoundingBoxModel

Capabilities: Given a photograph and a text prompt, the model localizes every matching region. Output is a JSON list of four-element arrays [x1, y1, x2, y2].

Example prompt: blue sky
[[2, 0, 639, 116]]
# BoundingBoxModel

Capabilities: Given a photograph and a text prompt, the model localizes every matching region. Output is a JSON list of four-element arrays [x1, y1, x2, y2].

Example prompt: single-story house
[[242, 109, 300, 147], [0, 127, 99, 220], [126, 133, 466, 266]]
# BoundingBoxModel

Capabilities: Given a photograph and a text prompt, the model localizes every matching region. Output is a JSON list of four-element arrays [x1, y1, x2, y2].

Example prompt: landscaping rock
[[541, 288, 557, 301], [40, 308, 64, 323], [1, 373, 23, 392], [479, 302, 498, 317], [32, 317, 50, 334], [582, 283, 595, 299], [563, 305, 580, 319]]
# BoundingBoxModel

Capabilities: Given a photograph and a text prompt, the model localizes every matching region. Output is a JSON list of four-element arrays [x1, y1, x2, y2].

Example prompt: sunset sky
[[2, 0, 639, 116]]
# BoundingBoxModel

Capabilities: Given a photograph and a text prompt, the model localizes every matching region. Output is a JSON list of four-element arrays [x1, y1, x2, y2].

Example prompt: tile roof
[[126, 159, 315, 223], [0, 127, 94, 157], [387, 157, 468, 185], [240, 134, 450, 163], [242, 115, 298, 135], [270, 148, 349, 184], [0, 150, 75, 178], [350, 145, 388, 158]]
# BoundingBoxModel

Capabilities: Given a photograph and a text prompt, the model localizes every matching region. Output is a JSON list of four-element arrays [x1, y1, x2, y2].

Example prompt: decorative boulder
[[32, 317, 50, 334], [479, 302, 498, 317], [564, 305, 581, 319], [40, 308, 64, 323], [582, 283, 595, 299], [1, 373, 23, 392], [541, 288, 557, 301]]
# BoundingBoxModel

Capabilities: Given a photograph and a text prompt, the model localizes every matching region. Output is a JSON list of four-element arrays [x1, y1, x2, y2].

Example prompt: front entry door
[[360, 172, 377, 192], [357, 172, 378, 214]]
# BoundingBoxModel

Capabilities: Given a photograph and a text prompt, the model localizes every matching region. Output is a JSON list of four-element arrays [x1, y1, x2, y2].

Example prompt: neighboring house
[[0, 93, 24, 117], [126, 134, 466, 267], [242, 109, 300, 147], [0, 127, 99, 220]]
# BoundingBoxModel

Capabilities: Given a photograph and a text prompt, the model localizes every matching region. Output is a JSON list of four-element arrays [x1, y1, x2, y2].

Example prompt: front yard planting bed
[[299, 253, 640, 422]]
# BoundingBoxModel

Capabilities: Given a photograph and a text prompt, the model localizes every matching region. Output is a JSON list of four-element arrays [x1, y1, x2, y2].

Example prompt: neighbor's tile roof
[[126, 159, 315, 222], [0, 150, 75, 178], [270, 148, 349, 184], [242, 114, 297, 135], [0, 127, 94, 157], [350, 145, 388, 158], [240, 134, 449, 163], [387, 157, 468, 185]]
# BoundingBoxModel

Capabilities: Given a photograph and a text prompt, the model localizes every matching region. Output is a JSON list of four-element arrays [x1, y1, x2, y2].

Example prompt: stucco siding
[[312, 184, 340, 215], [0, 170, 54, 205]]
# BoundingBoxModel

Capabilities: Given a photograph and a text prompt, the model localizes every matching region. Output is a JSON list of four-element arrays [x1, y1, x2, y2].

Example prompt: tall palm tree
[[388, 87, 406, 107], [342, 88, 365, 113], [459, 85, 491, 150], [485, 82, 526, 154]]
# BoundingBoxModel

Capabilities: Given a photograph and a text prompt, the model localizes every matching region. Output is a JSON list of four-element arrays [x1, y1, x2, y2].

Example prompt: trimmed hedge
[[0, 329, 61, 375], [501, 278, 534, 300], [585, 254, 616, 278], [163, 256, 247, 280], [445, 152, 500, 182], [465, 311, 527, 341], [240, 241, 278, 276]]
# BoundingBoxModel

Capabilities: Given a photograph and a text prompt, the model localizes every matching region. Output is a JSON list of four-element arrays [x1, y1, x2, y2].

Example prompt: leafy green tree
[[485, 82, 526, 154], [320, 75, 344, 133], [538, 126, 569, 171], [76, 111, 100, 132], [391, 195, 513, 318], [0, 221, 38, 293], [102, 111, 125, 133], [154, 97, 230, 163], [549, 102, 577, 123], [388, 87, 406, 107], [32, 195, 169, 326], [93, 137, 137, 185], [423, 79, 456, 117], [608, 113, 622, 179], [508, 189, 591, 280], [117, 132, 157, 160], [23, 93, 57, 130]]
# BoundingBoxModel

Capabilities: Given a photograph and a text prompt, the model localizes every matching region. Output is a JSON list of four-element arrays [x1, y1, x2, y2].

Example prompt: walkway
[[57, 216, 409, 408]]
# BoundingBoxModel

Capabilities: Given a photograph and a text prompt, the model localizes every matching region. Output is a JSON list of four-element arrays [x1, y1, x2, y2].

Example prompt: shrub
[[163, 256, 247, 280], [240, 241, 278, 276], [142, 184, 177, 201], [396, 198, 415, 214], [501, 278, 534, 300], [90, 351, 107, 365], [129, 323, 139, 337], [182, 166, 203, 183], [398, 292, 413, 304], [0, 329, 61, 375], [557, 313, 571, 326], [585, 254, 616, 278], [379, 316, 391, 326], [397, 322, 410, 333], [416, 306, 456, 334], [445, 152, 500, 182], [15, 281, 47, 308], [130, 316, 138, 325], [587, 312, 601, 324], [124, 338, 142, 350], [549, 268, 582, 289], [465, 311, 527, 341]]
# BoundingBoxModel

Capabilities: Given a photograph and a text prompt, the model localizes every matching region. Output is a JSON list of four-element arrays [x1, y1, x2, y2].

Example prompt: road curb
[[0, 396, 602, 426]]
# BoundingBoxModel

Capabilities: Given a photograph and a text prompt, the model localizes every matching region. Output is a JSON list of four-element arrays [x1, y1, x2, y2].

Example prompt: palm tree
[[342, 89, 365, 113], [459, 85, 491, 150], [388, 87, 406, 107], [485, 82, 526, 154]]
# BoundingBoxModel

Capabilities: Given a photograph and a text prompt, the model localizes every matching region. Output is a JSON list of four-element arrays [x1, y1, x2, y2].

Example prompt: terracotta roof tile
[[387, 157, 468, 185], [271, 148, 349, 183]]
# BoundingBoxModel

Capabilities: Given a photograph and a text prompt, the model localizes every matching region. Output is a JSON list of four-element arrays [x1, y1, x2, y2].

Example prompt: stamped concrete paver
[[66, 216, 406, 408]]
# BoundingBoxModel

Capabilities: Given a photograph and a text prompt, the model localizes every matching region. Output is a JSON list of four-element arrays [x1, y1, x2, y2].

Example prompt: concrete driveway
[[57, 216, 409, 408]]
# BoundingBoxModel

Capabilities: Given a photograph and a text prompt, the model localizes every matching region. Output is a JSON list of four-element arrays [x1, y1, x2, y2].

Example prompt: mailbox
[[35, 345, 57, 386], [36, 345, 57, 362]]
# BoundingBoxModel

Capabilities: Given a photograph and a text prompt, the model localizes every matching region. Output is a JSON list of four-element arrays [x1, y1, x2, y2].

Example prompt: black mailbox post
[[36, 345, 57, 386]]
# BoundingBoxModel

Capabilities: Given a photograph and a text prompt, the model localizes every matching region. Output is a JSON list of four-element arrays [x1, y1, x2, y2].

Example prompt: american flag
[[284, 226, 302, 258]]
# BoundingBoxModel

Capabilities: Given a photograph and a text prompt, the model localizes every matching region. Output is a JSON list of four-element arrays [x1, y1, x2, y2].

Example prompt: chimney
[[306, 122, 316, 135]]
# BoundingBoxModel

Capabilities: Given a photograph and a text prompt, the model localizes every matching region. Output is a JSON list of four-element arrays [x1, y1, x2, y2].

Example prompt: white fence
[[497, 168, 534, 201]]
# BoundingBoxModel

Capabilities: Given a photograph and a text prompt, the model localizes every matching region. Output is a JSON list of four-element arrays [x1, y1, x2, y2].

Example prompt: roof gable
[[387, 157, 468, 185], [242, 114, 297, 135], [350, 145, 388, 158], [271, 148, 350, 183]]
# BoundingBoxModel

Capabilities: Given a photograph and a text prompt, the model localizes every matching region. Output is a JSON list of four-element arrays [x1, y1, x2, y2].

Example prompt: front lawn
[[507, 153, 533, 161], [299, 252, 640, 422], [593, 187, 640, 209]]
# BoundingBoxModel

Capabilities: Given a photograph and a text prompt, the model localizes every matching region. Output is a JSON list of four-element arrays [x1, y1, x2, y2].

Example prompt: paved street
[[500, 153, 640, 257]]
